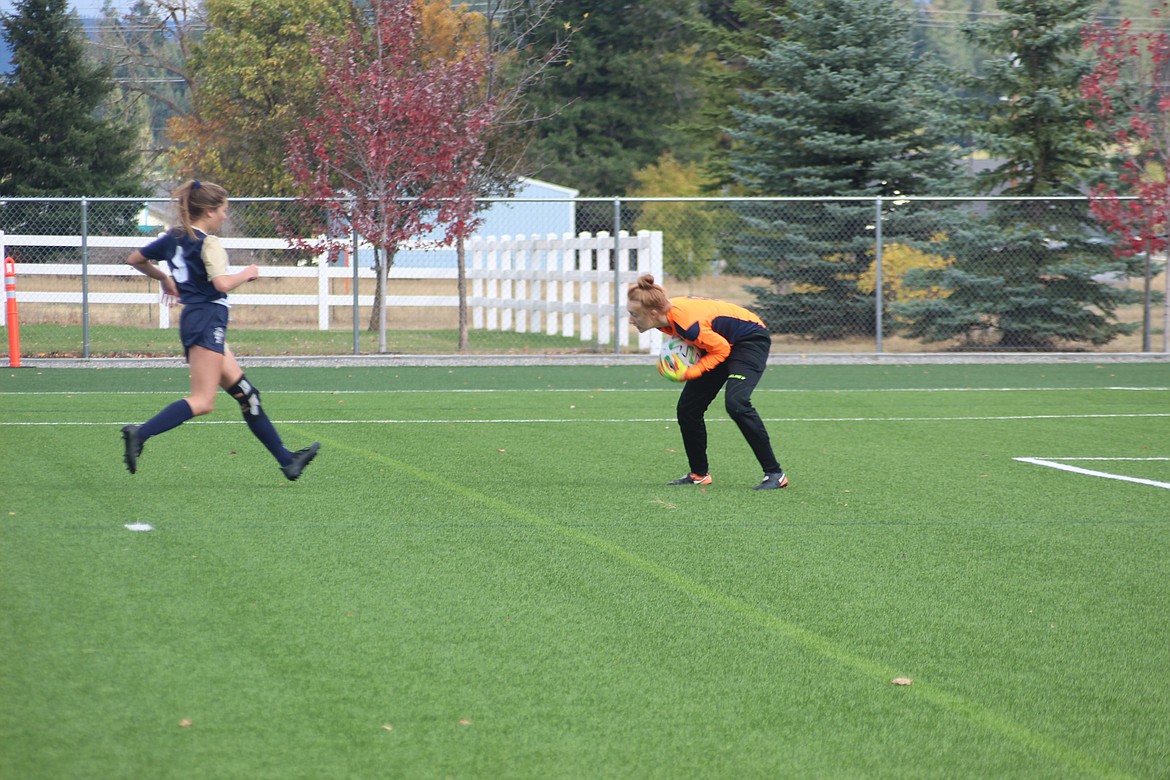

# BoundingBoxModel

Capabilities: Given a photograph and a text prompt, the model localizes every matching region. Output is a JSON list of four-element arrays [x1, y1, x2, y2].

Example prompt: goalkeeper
[[627, 274, 787, 490]]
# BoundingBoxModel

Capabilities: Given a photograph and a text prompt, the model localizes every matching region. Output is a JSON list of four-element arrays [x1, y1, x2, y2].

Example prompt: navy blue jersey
[[138, 228, 229, 306]]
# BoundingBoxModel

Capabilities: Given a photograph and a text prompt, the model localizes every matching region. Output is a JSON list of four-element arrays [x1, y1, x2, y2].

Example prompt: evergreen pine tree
[[0, 0, 144, 241], [518, 0, 708, 200], [686, 0, 791, 192], [895, 0, 1142, 349], [726, 0, 963, 339]]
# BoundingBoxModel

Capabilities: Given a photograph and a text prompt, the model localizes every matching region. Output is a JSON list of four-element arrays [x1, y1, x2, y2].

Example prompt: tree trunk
[[368, 247, 395, 353], [367, 248, 382, 332], [1142, 250, 1152, 353]]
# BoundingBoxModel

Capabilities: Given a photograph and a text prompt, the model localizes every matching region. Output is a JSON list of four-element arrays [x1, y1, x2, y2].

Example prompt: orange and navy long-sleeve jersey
[[660, 297, 768, 380]]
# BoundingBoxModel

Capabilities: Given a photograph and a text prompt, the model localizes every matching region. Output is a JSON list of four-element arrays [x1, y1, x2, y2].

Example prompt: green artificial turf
[[1, 363, 1168, 779]]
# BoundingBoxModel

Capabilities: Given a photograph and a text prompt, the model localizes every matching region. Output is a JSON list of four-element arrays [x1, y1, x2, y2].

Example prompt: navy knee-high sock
[[227, 376, 292, 466], [243, 411, 292, 467], [138, 399, 194, 441]]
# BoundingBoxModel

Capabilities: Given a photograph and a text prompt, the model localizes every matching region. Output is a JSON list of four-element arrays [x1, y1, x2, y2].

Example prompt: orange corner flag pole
[[5, 257, 20, 368]]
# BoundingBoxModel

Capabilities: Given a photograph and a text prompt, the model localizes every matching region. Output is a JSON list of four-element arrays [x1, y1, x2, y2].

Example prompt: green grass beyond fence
[[2, 363, 1168, 779]]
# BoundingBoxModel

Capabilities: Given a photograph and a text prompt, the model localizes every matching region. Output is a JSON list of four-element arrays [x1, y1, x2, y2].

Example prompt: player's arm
[[127, 247, 178, 297], [683, 329, 732, 380], [127, 249, 168, 281], [203, 235, 259, 293]]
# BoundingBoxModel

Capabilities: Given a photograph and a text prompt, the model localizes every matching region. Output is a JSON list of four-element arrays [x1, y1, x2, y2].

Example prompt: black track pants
[[675, 335, 781, 476]]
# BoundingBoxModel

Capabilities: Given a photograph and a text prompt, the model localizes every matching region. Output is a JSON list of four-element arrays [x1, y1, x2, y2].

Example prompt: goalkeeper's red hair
[[627, 274, 670, 316]]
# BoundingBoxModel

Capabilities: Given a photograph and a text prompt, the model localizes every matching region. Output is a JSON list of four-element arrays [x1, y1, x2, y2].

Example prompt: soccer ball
[[657, 336, 700, 380]]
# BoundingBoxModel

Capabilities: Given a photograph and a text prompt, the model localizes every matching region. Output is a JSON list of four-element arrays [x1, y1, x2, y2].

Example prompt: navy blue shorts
[[179, 303, 229, 358]]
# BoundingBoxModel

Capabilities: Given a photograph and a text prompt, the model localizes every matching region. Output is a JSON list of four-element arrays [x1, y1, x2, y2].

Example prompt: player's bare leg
[[121, 345, 220, 474]]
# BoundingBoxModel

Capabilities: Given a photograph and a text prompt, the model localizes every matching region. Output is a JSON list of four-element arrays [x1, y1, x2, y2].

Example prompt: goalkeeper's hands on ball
[[657, 354, 689, 382]]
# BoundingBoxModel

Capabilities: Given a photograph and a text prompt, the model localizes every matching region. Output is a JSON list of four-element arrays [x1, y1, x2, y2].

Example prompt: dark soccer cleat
[[121, 425, 143, 474], [281, 442, 320, 481], [667, 472, 713, 486], [752, 471, 788, 490]]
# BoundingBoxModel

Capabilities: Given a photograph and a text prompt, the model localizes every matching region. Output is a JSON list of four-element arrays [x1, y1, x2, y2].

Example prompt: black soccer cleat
[[281, 442, 320, 481], [752, 471, 788, 490], [121, 425, 143, 474], [667, 472, 713, 486]]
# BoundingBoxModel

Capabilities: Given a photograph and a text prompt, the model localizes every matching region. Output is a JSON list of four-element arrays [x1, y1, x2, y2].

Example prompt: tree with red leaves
[[286, 0, 496, 350], [1082, 5, 1170, 351]]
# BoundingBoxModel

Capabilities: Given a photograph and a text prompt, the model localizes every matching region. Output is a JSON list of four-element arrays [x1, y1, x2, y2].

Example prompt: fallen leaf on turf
[[459, 719, 472, 726], [179, 719, 193, 727], [381, 724, 394, 731], [891, 678, 913, 686], [497, 449, 506, 452]]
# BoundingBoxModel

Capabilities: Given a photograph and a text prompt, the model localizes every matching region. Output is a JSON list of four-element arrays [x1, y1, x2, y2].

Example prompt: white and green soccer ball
[[657, 336, 700, 379]]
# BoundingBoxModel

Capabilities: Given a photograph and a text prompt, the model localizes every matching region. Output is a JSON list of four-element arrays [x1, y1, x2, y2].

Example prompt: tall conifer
[[0, 0, 142, 199], [897, 0, 1141, 349], [0, 0, 143, 241], [519, 0, 707, 199], [726, 0, 961, 339]]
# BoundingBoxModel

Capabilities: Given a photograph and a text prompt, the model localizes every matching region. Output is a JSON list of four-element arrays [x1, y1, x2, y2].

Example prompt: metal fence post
[[613, 198, 622, 354], [351, 196, 360, 355], [874, 196, 883, 354], [81, 197, 90, 359]]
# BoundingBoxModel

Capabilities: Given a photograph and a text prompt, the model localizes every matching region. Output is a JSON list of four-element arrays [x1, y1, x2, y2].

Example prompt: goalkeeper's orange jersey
[[660, 297, 768, 380]]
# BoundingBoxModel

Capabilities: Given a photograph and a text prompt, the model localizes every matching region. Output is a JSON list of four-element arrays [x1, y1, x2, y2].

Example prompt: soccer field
[[2, 362, 1168, 779]]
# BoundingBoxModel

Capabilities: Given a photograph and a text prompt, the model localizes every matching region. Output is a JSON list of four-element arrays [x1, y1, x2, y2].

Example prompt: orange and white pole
[[5, 256, 20, 368]]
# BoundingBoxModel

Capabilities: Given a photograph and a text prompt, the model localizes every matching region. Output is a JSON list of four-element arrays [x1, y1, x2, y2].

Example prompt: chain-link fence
[[2, 195, 1167, 358]]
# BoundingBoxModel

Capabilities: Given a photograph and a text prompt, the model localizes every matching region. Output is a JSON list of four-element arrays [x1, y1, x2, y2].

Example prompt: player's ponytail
[[174, 179, 229, 238], [628, 273, 669, 313]]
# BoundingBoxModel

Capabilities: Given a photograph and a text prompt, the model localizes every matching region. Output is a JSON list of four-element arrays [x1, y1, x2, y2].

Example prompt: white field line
[[1014, 457, 1170, 490], [1034, 453, 1170, 460], [0, 386, 1166, 396], [4, 412, 1170, 426]]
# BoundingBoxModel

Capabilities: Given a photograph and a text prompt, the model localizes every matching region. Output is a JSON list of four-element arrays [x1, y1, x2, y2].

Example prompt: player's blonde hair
[[627, 274, 670, 313], [174, 179, 228, 238]]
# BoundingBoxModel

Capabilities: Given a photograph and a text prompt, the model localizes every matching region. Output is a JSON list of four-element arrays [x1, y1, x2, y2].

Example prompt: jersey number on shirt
[[169, 246, 189, 283]]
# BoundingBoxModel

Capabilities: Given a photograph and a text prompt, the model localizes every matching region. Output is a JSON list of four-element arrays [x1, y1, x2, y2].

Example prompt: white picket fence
[[467, 231, 662, 350], [1, 230, 663, 351]]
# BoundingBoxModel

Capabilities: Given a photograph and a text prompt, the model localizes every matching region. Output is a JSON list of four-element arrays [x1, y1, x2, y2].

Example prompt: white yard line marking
[[1014, 457, 1170, 491], [4, 412, 1170, 426], [0, 386, 1166, 396], [1053, 453, 1170, 460]]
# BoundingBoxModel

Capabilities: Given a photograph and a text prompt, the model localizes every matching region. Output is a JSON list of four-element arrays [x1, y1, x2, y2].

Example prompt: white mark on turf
[[4, 412, 1170, 427], [1014, 457, 1170, 491], [0, 385, 1166, 396]]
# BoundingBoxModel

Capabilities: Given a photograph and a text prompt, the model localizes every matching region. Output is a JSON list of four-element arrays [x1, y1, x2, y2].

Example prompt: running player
[[120, 179, 319, 481], [627, 274, 786, 490]]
